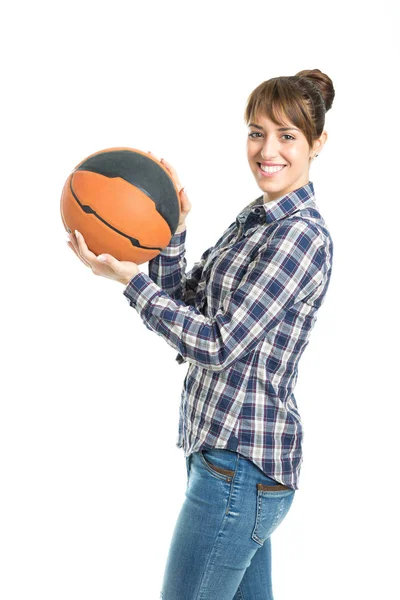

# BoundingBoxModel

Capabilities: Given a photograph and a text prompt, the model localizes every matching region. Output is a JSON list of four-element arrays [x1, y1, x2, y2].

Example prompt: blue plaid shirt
[[123, 181, 333, 489]]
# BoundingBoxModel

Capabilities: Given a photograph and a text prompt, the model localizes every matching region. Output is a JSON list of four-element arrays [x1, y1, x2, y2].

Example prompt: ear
[[316, 130, 328, 153]]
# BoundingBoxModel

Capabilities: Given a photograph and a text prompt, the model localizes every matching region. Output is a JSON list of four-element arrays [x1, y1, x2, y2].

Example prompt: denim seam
[[195, 509, 238, 600], [195, 454, 240, 599], [195, 508, 232, 599], [237, 583, 245, 600], [225, 453, 240, 515]]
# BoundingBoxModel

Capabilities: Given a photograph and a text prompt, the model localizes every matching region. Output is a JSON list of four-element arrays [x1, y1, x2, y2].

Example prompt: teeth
[[260, 164, 285, 173]]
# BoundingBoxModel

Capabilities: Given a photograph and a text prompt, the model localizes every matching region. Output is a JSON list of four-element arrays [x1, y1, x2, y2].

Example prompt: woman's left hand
[[66, 230, 141, 286]]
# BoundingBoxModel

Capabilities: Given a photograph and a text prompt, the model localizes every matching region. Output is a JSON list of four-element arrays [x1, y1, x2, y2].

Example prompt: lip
[[257, 163, 286, 177]]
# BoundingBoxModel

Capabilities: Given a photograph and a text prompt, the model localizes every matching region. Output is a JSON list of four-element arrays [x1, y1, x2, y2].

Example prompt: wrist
[[175, 224, 186, 234], [122, 270, 140, 286]]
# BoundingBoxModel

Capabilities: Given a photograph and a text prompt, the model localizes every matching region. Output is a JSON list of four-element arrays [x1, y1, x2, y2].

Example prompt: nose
[[260, 137, 280, 159]]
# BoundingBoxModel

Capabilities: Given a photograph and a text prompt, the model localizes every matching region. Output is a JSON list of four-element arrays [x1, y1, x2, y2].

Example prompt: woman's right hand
[[147, 151, 191, 231]]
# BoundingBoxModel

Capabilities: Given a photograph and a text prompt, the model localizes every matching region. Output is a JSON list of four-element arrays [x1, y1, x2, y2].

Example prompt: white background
[[1, 1, 399, 598]]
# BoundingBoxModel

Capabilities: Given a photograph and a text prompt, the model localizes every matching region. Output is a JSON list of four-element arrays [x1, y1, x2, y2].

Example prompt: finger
[[160, 158, 175, 172], [68, 231, 92, 268], [67, 240, 78, 256], [67, 240, 90, 267], [67, 242, 90, 267], [160, 158, 179, 180], [149, 152, 183, 191], [75, 230, 99, 266], [161, 161, 183, 190]]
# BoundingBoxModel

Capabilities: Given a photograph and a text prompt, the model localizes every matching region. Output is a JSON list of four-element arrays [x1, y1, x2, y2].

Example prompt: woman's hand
[[66, 230, 141, 286], [148, 151, 192, 230]]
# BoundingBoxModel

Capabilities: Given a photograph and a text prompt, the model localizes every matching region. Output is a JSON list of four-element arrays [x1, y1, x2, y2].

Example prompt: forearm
[[124, 222, 328, 372]]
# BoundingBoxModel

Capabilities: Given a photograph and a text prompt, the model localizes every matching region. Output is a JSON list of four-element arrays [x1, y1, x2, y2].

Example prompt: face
[[246, 113, 327, 203]]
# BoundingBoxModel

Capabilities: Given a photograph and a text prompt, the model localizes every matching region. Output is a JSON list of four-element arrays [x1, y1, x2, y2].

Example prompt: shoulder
[[262, 218, 334, 275], [270, 217, 327, 249]]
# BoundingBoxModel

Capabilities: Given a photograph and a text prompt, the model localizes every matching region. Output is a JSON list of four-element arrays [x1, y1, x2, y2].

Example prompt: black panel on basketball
[[76, 150, 179, 232]]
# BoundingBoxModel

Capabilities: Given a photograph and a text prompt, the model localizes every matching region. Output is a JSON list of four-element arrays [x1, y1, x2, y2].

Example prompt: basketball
[[60, 147, 181, 264]]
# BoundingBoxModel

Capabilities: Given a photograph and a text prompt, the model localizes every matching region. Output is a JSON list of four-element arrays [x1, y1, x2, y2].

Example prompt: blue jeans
[[160, 448, 296, 599]]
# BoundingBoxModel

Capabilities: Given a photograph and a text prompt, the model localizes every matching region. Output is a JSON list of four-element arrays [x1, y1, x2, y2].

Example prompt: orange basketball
[[60, 147, 181, 265]]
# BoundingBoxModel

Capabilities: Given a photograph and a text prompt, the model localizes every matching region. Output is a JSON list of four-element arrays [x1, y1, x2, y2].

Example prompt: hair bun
[[296, 68, 335, 112]]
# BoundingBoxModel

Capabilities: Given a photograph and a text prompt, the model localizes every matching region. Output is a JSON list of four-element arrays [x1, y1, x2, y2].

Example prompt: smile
[[257, 164, 286, 177]]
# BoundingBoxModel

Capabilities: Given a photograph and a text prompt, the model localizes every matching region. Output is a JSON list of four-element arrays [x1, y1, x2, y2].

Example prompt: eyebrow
[[248, 123, 300, 132]]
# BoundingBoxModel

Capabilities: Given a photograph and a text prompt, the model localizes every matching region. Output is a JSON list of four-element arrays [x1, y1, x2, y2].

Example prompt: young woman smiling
[[68, 68, 335, 600]]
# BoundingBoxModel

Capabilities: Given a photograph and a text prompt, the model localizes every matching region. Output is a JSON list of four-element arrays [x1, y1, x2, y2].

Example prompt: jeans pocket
[[251, 482, 295, 546], [199, 449, 236, 482]]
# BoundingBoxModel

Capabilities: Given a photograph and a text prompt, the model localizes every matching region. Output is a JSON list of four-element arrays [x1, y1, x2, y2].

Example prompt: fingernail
[[75, 230, 79, 238]]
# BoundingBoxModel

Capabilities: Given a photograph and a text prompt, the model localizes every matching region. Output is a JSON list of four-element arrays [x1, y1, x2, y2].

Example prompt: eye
[[248, 132, 295, 141]]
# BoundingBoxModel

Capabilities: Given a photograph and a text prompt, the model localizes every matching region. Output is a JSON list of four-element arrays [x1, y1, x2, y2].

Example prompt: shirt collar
[[239, 181, 317, 225]]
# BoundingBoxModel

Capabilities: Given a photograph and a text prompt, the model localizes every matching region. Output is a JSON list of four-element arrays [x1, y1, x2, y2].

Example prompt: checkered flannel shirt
[[123, 181, 334, 489]]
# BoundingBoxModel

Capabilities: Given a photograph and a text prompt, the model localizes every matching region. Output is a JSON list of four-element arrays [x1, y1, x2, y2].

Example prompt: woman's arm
[[124, 220, 329, 372], [147, 225, 215, 306]]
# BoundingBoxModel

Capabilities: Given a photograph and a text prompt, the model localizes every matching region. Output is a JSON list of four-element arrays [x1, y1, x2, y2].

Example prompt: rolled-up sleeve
[[123, 221, 327, 371]]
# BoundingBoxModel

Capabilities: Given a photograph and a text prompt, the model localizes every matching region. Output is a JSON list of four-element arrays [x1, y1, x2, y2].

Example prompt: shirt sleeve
[[123, 220, 327, 372], [147, 227, 214, 306]]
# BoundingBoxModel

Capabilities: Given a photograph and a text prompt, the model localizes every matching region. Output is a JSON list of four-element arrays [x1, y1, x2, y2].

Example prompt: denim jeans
[[160, 448, 296, 599]]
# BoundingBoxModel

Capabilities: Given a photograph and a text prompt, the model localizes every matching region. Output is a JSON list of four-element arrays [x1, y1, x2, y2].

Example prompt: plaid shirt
[[123, 181, 334, 489]]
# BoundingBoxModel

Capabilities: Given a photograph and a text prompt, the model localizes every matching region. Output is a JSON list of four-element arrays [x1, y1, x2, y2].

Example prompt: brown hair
[[244, 69, 335, 151]]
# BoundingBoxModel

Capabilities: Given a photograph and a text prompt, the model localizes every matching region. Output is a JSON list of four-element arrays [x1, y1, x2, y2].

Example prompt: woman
[[67, 68, 335, 599]]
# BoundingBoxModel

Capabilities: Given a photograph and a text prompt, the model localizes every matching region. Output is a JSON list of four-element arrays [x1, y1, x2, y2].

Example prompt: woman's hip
[[160, 449, 296, 599]]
